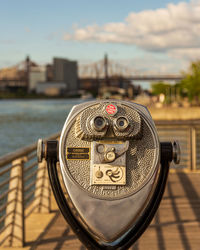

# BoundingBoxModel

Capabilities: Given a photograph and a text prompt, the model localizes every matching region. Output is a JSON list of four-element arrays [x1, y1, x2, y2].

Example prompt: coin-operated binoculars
[[37, 100, 180, 250]]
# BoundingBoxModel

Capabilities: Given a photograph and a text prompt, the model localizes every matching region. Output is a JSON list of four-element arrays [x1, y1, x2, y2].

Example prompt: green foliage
[[151, 81, 171, 96], [180, 61, 200, 103], [151, 61, 200, 105]]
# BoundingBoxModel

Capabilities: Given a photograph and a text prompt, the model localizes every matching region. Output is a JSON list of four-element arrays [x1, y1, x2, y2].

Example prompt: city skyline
[[0, 0, 199, 74]]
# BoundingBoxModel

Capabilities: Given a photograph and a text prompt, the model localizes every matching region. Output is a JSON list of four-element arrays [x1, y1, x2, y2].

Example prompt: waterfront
[[0, 99, 84, 156], [1, 99, 200, 158], [0, 99, 200, 248]]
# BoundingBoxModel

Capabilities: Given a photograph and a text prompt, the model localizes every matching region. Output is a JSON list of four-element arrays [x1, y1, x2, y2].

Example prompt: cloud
[[119, 57, 183, 74], [169, 48, 200, 61], [63, 0, 200, 55]]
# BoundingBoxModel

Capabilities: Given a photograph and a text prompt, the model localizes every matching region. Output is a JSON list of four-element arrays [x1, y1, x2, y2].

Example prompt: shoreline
[[149, 106, 200, 120], [1, 97, 200, 120]]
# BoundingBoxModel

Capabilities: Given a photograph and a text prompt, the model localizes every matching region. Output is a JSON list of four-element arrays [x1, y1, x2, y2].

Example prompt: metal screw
[[105, 151, 116, 162]]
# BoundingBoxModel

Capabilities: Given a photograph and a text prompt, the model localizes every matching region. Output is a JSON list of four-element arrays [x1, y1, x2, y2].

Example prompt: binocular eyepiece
[[37, 100, 180, 250], [91, 116, 108, 132]]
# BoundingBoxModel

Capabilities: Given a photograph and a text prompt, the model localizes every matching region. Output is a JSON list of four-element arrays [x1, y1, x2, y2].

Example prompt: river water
[[0, 99, 86, 156]]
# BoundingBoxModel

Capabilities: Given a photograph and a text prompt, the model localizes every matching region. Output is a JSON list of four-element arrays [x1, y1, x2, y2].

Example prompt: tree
[[151, 81, 171, 96], [180, 61, 200, 104]]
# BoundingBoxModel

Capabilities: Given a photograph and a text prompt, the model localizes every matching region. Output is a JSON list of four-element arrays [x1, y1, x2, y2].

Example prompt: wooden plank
[[33, 160, 51, 213], [28, 172, 200, 250], [1, 172, 199, 249]]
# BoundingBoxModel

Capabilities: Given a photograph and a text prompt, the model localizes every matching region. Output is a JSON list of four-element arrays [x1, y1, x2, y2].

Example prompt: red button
[[105, 104, 117, 115]]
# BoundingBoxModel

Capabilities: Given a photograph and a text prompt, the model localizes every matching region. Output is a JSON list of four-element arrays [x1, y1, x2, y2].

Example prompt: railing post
[[34, 159, 51, 213], [2, 158, 24, 247], [190, 127, 197, 171]]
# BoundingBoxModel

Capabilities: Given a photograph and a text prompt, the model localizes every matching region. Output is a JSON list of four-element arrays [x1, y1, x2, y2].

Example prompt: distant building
[[36, 82, 67, 96], [46, 64, 54, 81], [29, 57, 78, 95], [0, 56, 78, 96], [53, 57, 78, 95], [29, 66, 46, 92], [0, 56, 37, 91]]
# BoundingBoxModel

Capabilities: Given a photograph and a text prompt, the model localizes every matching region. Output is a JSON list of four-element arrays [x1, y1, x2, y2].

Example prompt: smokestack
[[26, 55, 30, 91]]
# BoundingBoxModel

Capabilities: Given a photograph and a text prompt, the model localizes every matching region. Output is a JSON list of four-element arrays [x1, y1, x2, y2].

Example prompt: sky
[[0, 0, 199, 75]]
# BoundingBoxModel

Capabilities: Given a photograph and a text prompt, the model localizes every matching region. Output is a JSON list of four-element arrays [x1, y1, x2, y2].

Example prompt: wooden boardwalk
[[27, 172, 200, 250]]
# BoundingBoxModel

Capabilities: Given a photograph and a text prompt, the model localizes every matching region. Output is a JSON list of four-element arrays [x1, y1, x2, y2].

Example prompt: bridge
[[79, 75, 183, 82], [0, 120, 200, 249], [79, 55, 182, 97], [0, 55, 183, 91], [78, 54, 182, 81]]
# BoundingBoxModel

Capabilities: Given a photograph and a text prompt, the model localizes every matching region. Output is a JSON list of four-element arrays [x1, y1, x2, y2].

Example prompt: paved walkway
[[27, 172, 200, 250]]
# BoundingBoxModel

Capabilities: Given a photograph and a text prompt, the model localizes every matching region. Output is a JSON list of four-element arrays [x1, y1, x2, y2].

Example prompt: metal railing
[[0, 120, 200, 247], [0, 132, 60, 247], [156, 120, 200, 171]]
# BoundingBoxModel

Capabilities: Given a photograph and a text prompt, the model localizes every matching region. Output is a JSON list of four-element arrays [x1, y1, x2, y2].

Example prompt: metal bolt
[[106, 151, 116, 162], [172, 141, 180, 164]]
